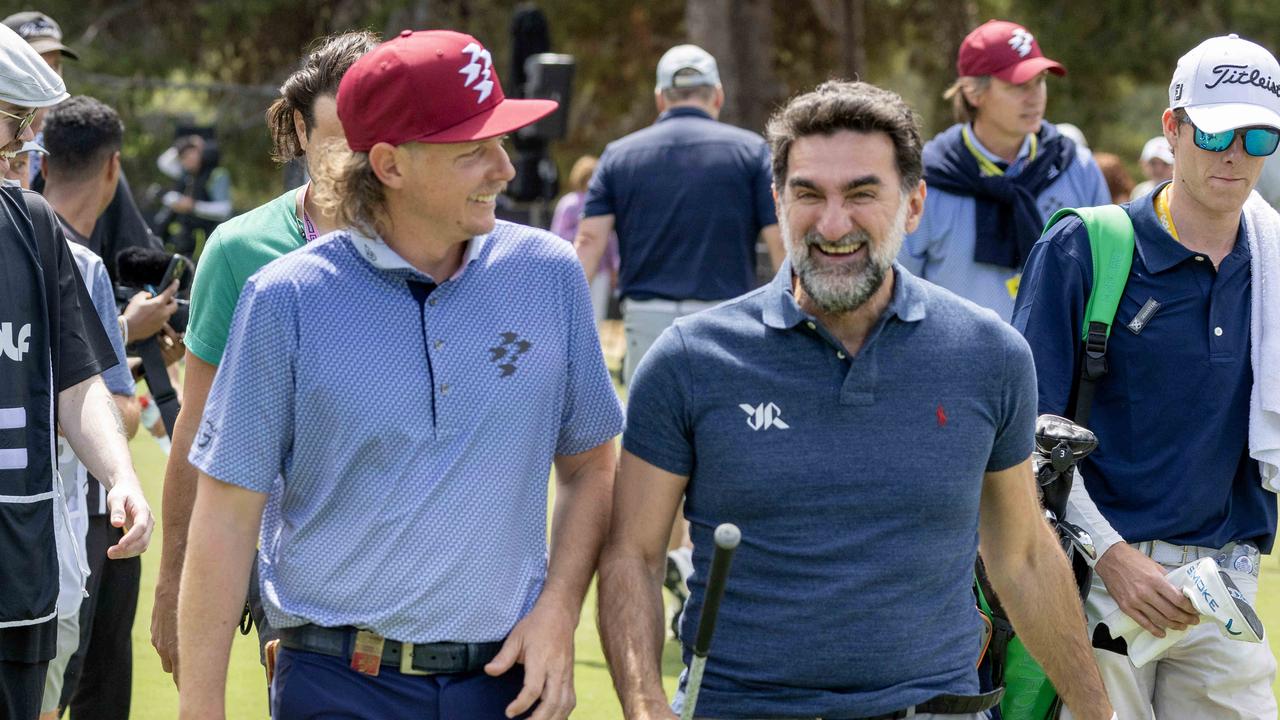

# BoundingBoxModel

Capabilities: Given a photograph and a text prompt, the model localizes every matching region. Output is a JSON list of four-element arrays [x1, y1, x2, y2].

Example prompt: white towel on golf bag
[[1242, 191, 1280, 491]]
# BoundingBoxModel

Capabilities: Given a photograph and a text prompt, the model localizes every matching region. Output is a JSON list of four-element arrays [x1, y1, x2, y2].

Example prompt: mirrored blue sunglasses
[[1192, 123, 1280, 157]]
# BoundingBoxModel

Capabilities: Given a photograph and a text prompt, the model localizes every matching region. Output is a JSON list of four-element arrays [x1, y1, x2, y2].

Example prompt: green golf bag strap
[[1043, 206, 1136, 429]]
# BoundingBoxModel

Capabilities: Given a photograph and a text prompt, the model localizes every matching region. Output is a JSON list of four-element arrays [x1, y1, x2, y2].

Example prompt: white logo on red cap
[[459, 43, 494, 104], [1009, 28, 1034, 58]]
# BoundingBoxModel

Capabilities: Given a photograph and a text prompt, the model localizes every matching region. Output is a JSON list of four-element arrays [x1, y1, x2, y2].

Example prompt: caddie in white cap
[[0, 22, 65, 169], [1014, 32, 1280, 720], [0, 19, 153, 720]]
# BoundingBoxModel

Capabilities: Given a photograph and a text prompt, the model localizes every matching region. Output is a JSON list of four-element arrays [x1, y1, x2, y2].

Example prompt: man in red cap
[[176, 30, 623, 720], [899, 19, 1108, 321]]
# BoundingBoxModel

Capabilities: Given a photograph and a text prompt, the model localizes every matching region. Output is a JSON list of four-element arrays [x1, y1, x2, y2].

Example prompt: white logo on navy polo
[[740, 402, 789, 431], [0, 322, 31, 361], [459, 43, 494, 103], [1009, 28, 1034, 58]]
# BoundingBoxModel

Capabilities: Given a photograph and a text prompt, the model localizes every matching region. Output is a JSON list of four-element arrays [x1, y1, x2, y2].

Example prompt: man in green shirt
[[149, 30, 378, 684]]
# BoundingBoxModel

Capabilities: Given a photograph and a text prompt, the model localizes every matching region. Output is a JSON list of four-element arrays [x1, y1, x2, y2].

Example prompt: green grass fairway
[[122, 427, 1280, 718]]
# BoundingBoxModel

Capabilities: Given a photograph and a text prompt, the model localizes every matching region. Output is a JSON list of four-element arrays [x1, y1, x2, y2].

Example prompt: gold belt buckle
[[399, 642, 434, 676]]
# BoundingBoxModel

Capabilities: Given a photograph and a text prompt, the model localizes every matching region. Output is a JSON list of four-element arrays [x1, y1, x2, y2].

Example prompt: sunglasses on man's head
[[1186, 120, 1280, 157], [0, 107, 37, 138]]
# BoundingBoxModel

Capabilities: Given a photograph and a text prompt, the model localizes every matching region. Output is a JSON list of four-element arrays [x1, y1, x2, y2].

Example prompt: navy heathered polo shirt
[[624, 264, 1036, 717], [583, 106, 777, 302], [1012, 183, 1276, 552]]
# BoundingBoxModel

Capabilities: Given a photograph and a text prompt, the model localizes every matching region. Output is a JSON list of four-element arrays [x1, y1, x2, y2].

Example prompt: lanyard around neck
[[1154, 184, 1180, 243], [962, 126, 1037, 177], [295, 182, 320, 243]]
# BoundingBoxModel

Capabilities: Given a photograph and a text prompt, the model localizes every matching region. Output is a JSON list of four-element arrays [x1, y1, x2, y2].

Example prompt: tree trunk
[[685, 0, 776, 133]]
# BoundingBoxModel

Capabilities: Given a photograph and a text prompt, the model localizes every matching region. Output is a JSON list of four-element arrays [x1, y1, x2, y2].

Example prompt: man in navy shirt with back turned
[[598, 80, 1114, 720], [574, 43, 782, 386]]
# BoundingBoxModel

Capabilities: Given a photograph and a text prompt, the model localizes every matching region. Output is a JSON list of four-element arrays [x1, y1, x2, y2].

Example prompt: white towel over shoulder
[[1243, 191, 1280, 491]]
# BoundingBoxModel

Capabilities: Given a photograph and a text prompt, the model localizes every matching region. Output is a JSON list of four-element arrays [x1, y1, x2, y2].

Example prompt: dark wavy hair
[[266, 30, 380, 164], [767, 80, 924, 193]]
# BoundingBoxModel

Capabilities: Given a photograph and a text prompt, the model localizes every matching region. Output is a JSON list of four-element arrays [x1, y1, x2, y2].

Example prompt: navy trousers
[[272, 648, 533, 720]]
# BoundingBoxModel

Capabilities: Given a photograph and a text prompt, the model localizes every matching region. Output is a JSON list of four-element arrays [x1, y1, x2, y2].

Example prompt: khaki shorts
[[40, 613, 80, 713]]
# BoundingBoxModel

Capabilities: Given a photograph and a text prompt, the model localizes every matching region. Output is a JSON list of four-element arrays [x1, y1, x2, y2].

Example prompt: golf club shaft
[[680, 523, 741, 720]]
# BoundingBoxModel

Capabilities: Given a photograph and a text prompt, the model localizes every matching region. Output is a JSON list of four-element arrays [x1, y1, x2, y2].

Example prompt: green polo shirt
[[186, 188, 306, 364]]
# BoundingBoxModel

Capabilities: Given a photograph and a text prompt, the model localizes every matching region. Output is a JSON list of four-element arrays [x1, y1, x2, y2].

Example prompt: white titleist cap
[[656, 44, 720, 91], [1169, 34, 1280, 133], [0, 23, 66, 109]]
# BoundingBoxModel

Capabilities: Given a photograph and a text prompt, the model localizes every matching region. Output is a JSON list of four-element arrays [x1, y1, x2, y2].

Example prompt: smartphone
[[159, 254, 187, 291]]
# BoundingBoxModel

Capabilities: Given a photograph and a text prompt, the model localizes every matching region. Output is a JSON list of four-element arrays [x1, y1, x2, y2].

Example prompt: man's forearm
[[160, 352, 219, 587], [59, 375, 137, 491], [178, 474, 264, 717], [989, 524, 1111, 719], [598, 548, 672, 718], [114, 394, 140, 439], [574, 233, 606, 282], [543, 445, 615, 616]]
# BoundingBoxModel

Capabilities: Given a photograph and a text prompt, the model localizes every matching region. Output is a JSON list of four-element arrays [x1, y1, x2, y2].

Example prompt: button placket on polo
[[797, 314, 879, 406], [1205, 250, 1247, 361]]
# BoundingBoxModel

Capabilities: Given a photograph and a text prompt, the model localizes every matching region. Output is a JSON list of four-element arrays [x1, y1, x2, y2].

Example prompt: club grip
[[691, 523, 741, 657]]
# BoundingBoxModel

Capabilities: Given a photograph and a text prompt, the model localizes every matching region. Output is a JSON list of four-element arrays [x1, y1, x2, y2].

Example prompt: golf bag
[[976, 414, 1099, 719]]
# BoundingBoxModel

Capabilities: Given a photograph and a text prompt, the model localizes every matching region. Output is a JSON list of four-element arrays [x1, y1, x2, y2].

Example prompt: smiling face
[[778, 130, 925, 314], [1164, 108, 1267, 215], [394, 136, 516, 241]]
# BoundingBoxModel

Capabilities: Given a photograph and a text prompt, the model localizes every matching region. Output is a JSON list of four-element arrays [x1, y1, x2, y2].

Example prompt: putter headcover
[[1103, 557, 1264, 667]]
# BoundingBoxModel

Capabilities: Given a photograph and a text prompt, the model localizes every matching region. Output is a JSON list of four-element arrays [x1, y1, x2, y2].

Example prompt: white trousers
[[1061, 554, 1277, 720]]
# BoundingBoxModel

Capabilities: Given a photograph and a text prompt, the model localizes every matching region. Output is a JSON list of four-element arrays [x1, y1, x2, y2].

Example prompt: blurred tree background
[[25, 0, 1280, 216]]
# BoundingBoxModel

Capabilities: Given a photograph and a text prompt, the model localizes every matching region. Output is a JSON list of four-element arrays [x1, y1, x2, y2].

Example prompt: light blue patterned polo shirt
[[190, 221, 624, 643]]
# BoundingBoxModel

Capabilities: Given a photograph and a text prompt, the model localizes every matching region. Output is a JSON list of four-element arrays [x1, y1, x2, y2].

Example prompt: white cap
[[0, 22, 66, 109], [1169, 34, 1280, 133], [1056, 122, 1088, 149], [1140, 136, 1173, 164], [17, 139, 45, 155], [656, 44, 720, 91]]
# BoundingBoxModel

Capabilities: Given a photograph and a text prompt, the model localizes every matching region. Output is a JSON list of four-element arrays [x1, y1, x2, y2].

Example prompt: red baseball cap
[[337, 30, 557, 151], [956, 20, 1065, 84]]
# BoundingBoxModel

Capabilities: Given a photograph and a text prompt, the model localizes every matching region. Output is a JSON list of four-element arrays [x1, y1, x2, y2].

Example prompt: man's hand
[[159, 325, 186, 366], [484, 600, 577, 720], [1095, 542, 1199, 637], [105, 479, 154, 559], [152, 568, 181, 681], [122, 280, 179, 341]]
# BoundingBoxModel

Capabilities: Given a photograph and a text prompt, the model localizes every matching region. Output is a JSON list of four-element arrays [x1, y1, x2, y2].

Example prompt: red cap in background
[[957, 20, 1066, 84]]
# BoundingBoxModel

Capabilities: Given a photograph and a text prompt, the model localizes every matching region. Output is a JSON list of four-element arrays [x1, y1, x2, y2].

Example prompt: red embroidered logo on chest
[[936, 404, 948, 427]]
